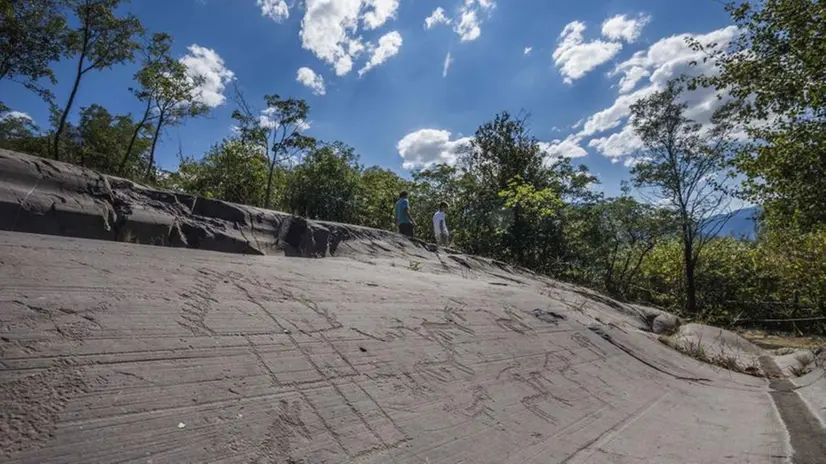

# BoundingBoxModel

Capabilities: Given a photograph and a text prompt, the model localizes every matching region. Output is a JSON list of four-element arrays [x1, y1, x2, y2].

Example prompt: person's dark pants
[[398, 223, 414, 237]]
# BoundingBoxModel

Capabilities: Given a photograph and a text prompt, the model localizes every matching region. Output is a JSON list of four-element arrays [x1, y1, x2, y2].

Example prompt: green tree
[[691, 0, 826, 229], [461, 111, 546, 263], [629, 81, 736, 314], [0, 106, 48, 155], [410, 164, 470, 243], [140, 52, 207, 181], [594, 191, 674, 296], [169, 138, 269, 205], [232, 91, 315, 208], [0, 0, 67, 102], [119, 32, 183, 176], [63, 103, 149, 175], [284, 142, 362, 223], [357, 166, 410, 230], [52, 0, 143, 161]]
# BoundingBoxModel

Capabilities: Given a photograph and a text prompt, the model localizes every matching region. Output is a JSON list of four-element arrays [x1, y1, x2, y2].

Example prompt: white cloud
[[424, 7, 451, 29], [442, 51, 453, 77], [601, 14, 651, 43], [579, 86, 656, 136], [358, 30, 402, 76], [453, 0, 495, 42], [557, 25, 741, 165], [362, 0, 400, 30], [300, 0, 363, 76], [455, 9, 481, 41], [259, 107, 279, 129], [539, 135, 588, 164], [524, 46, 532, 55], [180, 44, 235, 108], [296, 67, 326, 95], [257, 0, 289, 22], [0, 111, 33, 122], [299, 0, 400, 77], [616, 65, 650, 93], [553, 21, 622, 83], [397, 129, 472, 170], [295, 0, 401, 76], [259, 106, 312, 132], [587, 124, 643, 159]]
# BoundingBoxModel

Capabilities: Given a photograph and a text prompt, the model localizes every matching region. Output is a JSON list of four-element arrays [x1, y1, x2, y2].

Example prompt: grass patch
[[120, 228, 137, 244], [740, 330, 825, 351], [408, 260, 422, 271]]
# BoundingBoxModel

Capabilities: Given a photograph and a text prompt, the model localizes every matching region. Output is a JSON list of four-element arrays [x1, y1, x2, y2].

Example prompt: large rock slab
[[660, 323, 766, 375], [0, 232, 798, 463], [0, 149, 385, 258]]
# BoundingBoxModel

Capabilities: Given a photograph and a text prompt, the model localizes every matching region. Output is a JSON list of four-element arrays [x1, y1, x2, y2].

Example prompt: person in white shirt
[[433, 202, 450, 247]]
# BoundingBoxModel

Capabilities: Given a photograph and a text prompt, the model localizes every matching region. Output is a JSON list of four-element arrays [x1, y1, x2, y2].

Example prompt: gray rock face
[[651, 313, 681, 334], [0, 149, 382, 258], [3, 150, 826, 463]]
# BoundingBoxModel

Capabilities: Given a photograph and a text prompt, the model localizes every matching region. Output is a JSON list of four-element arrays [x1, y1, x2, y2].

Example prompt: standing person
[[395, 191, 416, 237], [433, 202, 450, 247]]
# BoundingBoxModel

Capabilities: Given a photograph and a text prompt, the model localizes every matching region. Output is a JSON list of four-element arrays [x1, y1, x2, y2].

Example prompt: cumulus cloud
[[359, 30, 403, 76], [601, 14, 651, 43], [553, 21, 622, 84], [296, 67, 326, 95], [442, 51, 454, 77], [539, 135, 589, 164], [0, 111, 33, 122], [257, 0, 289, 22], [425, 7, 451, 29], [397, 129, 472, 170], [616, 65, 650, 93], [259, 106, 312, 132], [300, 0, 400, 76], [453, 0, 495, 42], [552, 25, 741, 165], [587, 124, 643, 159], [455, 9, 481, 41], [180, 44, 235, 108], [362, 0, 400, 30], [579, 86, 657, 136]]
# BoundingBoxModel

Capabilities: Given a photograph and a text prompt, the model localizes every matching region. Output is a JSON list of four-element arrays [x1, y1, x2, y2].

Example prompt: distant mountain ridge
[[709, 206, 761, 240]]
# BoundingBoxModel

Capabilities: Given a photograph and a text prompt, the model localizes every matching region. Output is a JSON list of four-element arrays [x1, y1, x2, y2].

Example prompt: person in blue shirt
[[394, 191, 416, 237]]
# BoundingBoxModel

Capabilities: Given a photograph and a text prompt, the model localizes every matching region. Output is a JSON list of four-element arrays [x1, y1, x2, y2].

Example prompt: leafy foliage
[[167, 138, 269, 205], [691, 0, 826, 230], [120, 32, 207, 180], [52, 0, 143, 161], [232, 92, 316, 208], [0, 0, 67, 101], [283, 142, 362, 223], [356, 166, 410, 230], [66, 103, 150, 175], [629, 81, 736, 313]]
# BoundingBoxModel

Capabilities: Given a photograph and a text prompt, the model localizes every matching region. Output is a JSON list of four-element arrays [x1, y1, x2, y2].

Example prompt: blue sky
[[0, 0, 738, 198]]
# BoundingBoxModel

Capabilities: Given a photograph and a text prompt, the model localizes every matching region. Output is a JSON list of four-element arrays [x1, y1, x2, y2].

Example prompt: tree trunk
[[604, 241, 620, 292], [683, 229, 698, 314], [120, 98, 152, 175], [145, 113, 164, 181], [623, 243, 655, 297], [264, 161, 275, 209], [53, 59, 84, 161]]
